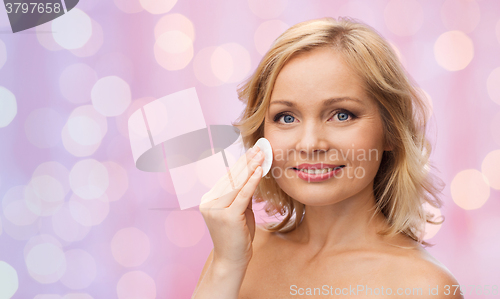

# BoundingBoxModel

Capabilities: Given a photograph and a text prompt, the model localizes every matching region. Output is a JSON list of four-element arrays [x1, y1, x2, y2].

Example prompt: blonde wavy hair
[[232, 17, 444, 246]]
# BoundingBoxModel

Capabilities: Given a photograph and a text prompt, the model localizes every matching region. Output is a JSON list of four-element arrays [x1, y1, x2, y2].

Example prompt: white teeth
[[299, 168, 334, 174]]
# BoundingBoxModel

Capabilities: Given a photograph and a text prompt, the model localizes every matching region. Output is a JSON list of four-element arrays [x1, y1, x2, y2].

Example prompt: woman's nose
[[295, 124, 330, 158]]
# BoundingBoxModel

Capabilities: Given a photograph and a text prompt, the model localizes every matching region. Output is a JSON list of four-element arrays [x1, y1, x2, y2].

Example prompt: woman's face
[[263, 47, 390, 206]]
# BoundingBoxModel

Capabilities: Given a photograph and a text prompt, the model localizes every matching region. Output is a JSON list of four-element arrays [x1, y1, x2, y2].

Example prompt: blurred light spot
[[62, 124, 101, 157], [487, 67, 500, 106], [70, 19, 104, 58], [154, 13, 194, 40], [60, 63, 98, 104], [0, 261, 18, 299], [434, 31, 474, 71], [52, 9, 92, 50], [0, 216, 2, 236], [193, 47, 223, 86], [422, 202, 443, 240], [33, 161, 71, 195], [384, 0, 423, 36], [164, 211, 205, 247], [481, 150, 500, 190], [37, 21, 64, 51], [24, 175, 65, 216], [24, 234, 62, 258], [103, 161, 129, 201], [0, 86, 17, 128], [63, 294, 93, 299], [69, 193, 110, 227], [248, 0, 288, 19], [69, 159, 109, 200], [0, 39, 6, 70], [91, 76, 131, 117], [116, 271, 156, 299], [26, 242, 66, 283], [68, 116, 102, 146], [2, 185, 39, 226], [60, 249, 97, 290], [68, 104, 109, 136], [62, 105, 107, 157], [1, 198, 41, 240], [25, 108, 64, 149], [154, 31, 193, 71], [222, 43, 252, 83], [114, 0, 143, 13], [209, 44, 252, 84], [491, 111, 500, 146], [451, 169, 490, 210], [254, 20, 289, 56], [157, 30, 191, 53], [52, 204, 91, 243], [441, 0, 480, 33], [211, 47, 232, 82], [94, 52, 135, 84], [139, 0, 176, 14], [34, 295, 62, 299], [111, 227, 150, 267], [115, 97, 156, 138]]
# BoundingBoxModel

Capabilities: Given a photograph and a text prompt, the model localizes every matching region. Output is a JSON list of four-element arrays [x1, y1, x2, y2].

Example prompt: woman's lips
[[291, 166, 345, 182]]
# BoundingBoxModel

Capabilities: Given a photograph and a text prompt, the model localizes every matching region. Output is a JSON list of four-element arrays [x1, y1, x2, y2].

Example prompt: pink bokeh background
[[0, 0, 499, 298]]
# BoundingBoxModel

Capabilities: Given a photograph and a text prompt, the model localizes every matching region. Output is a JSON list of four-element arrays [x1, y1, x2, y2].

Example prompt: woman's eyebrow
[[269, 97, 362, 107]]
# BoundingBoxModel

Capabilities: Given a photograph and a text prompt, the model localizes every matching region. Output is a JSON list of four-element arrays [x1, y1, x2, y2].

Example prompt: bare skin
[[238, 224, 459, 298], [194, 47, 462, 299]]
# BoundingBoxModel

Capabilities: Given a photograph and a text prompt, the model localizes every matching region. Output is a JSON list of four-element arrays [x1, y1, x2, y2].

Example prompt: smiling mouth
[[291, 165, 345, 174]]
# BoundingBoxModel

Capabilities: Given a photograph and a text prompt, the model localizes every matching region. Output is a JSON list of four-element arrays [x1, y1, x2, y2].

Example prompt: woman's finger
[[227, 146, 261, 190], [230, 165, 262, 215], [202, 147, 262, 205]]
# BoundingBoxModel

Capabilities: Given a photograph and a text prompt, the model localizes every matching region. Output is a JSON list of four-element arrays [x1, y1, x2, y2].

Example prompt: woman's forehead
[[271, 48, 366, 101]]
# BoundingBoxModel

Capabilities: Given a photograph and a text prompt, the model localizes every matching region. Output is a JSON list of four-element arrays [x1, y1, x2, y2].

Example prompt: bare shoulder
[[382, 244, 463, 299], [411, 249, 463, 299]]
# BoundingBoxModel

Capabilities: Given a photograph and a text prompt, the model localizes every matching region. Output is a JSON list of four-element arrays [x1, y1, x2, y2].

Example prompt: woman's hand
[[199, 145, 264, 269]]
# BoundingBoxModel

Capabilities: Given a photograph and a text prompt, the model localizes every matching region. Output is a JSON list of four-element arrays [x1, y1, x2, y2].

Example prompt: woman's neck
[[285, 185, 394, 253]]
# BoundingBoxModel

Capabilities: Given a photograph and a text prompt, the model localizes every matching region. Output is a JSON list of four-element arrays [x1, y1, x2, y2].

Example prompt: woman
[[193, 17, 462, 298]]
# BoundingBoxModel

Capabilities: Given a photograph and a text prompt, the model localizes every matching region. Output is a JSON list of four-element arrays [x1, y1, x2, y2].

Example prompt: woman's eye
[[273, 110, 356, 124], [274, 113, 295, 124], [283, 115, 295, 123], [336, 112, 350, 121]]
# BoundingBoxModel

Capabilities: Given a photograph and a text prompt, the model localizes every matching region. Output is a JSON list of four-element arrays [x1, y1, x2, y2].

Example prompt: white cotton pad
[[253, 137, 273, 177]]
